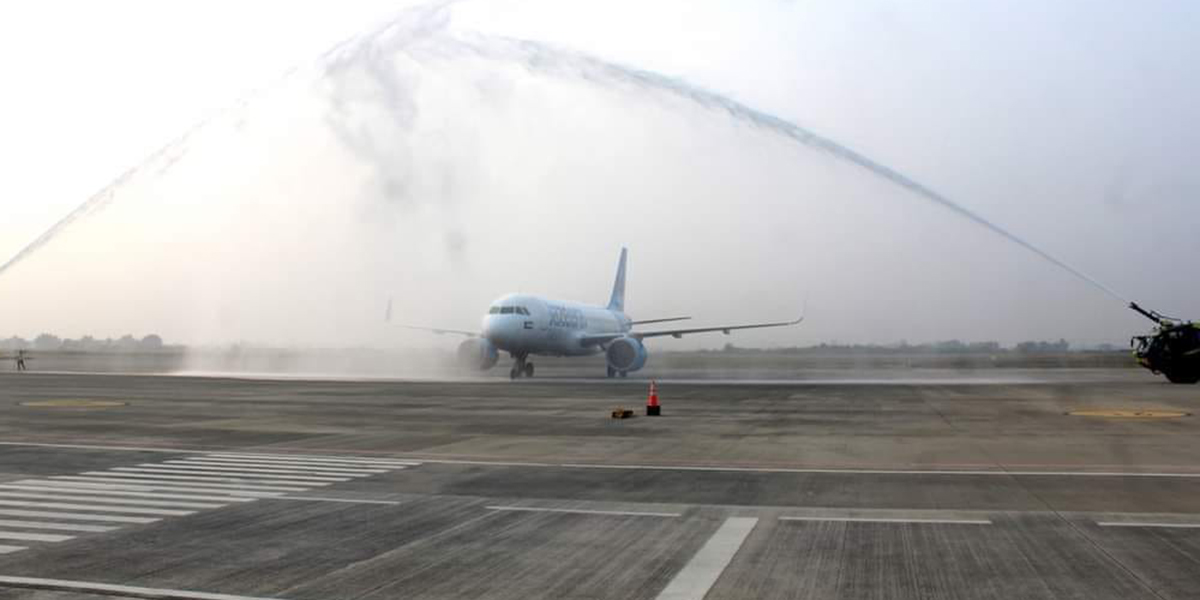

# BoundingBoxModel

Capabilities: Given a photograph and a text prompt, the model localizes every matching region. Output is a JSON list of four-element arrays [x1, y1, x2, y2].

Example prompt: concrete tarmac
[[0, 369, 1196, 599]]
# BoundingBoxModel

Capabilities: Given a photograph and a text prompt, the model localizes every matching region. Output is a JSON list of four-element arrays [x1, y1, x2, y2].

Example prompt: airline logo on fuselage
[[548, 305, 588, 330]]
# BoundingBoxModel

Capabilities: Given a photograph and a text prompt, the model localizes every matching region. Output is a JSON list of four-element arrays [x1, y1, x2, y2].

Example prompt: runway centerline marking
[[486, 506, 682, 518], [0, 575, 294, 600], [779, 516, 992, 525], [655, 517, 757, 600], [1097, 521, 1200, 529]]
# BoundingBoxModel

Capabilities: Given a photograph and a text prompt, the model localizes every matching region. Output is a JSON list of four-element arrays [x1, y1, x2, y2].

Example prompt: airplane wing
[[630, 316, 691, 325], [580, 316, 803, 346], [399, 325, 479, 338]]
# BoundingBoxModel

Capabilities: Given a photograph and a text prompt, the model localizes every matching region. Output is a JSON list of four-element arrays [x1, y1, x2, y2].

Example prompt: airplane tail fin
[[607, 247, 627, 312]]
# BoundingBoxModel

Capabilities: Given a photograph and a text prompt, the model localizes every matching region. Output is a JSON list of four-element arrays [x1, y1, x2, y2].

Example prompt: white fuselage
[[481, 293, 631, 357]]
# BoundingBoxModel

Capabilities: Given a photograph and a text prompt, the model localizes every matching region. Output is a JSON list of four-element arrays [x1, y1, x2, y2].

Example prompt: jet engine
[[457, 338, 499, 371], [606, 336, 648, 373]]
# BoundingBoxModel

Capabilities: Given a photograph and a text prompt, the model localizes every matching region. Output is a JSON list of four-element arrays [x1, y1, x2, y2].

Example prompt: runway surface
[[0, 369, 1196, 599]]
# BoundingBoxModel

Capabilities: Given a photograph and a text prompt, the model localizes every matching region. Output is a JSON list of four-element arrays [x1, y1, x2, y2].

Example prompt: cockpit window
[[491, 305, 530, 315]]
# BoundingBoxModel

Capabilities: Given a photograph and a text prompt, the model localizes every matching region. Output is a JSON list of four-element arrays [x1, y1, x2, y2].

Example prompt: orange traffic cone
[[646, 380, 661, 416]]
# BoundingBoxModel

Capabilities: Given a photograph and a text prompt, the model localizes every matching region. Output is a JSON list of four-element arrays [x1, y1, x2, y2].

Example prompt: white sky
[[0, 1, 1197, 348]]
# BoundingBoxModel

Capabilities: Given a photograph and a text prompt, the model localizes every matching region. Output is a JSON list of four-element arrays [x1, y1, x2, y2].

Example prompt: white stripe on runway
[[114, 467, 347, 482], [0, 509, 158, 524], [54, 476, 300, 493], [656, 517, 758, 600], [1097, 521, 1200, 528], [175, 458, 388, 474], [0, 500, 192, 516], [118, 465, 348, 484], [207, 453, 418, 467], [550, 462, 1200, 478], [0, 519, 116, 533], [272, 496, 402, 505], [486, 506, 681, 518], [0, 575, 290, 600], [779, 516, 992, 525], [0, 531, 73, 543], [2, 483, 257, 503], [81, 472, 330, 487], [0, 546, 25, 554], [0, 491, 224, 510], [152, 463, 372, 478], [1, 442, 1194, 478]]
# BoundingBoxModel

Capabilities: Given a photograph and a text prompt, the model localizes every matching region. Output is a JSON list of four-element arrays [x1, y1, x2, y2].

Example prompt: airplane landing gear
[[510, 354, 534, 379], [607, 366, 616, 378]]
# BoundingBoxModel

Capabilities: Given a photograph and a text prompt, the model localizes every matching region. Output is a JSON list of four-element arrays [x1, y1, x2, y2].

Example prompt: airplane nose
[[483, 315, 516, 346]]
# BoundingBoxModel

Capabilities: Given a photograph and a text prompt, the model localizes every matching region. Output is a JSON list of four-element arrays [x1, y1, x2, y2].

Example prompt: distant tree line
[[0, 334, 169, 352]]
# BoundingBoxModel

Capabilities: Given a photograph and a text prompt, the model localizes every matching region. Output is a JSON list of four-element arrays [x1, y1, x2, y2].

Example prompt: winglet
[[607, 247, 627, 312]]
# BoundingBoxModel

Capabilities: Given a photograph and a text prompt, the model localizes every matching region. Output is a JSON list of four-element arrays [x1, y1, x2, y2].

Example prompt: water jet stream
[[1, 3, 1129, 308]]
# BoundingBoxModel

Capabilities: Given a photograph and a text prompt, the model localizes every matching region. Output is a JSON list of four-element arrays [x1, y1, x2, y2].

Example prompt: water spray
[[0, 1, 1136, 313], [430, 32, 1130, 305]]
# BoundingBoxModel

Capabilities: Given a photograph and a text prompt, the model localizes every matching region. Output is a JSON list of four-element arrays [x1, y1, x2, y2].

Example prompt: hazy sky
[[0, 0, 1197, 349]]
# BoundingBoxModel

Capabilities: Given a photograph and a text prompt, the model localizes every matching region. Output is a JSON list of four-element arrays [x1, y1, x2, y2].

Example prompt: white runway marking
[[552, 462, 1200, 478], [0, 575, 291, 600], [486, 506, 682, 518], [83, 471, 333, 487], [116, 467, 349, 482], [0, 499, 193, 516], [273, 496, 402, 505], [0, 449, 417, 556], [0, 491, 224, 510], [1097, 521, 1200, 529], [55, 475, 302, 493], [779, 516, 992, 525], [5, 441, 1184, 478], [0, 519, 116, 533], [3, 482, 257, 503], [170, 459, 387, 475], [0, 530, 73, 543], [207, 453, 418, 467], [150, 462, 371, 478], [0, 509, 159, 524], [655, 517, 758, 600]]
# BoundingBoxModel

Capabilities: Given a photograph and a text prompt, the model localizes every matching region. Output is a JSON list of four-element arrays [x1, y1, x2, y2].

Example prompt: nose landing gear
[[509, 354, 535, 379]]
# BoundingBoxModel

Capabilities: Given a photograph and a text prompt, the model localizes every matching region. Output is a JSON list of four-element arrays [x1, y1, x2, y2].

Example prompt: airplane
[[403, 248, 803, 379]]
